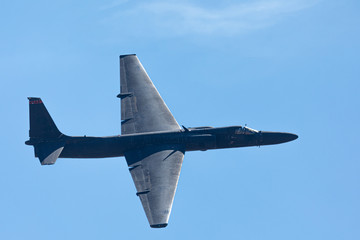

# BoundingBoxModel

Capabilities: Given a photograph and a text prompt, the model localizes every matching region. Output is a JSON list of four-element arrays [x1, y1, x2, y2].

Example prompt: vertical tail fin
[[28, 97, 62, 139], [26, 97, 64, 165]]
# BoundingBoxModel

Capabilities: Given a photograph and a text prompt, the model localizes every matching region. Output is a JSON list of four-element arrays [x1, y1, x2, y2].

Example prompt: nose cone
[[260, 131, 298, 146]]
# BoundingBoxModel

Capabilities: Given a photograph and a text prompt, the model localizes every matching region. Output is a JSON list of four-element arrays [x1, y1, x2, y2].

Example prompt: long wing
[[125, 145, 184, 228], [119, 55, 184, 227], [119, 54, 180, 135]]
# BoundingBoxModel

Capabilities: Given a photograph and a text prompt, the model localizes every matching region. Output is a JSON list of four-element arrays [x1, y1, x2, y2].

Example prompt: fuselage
[[26, 126, 297, 159]]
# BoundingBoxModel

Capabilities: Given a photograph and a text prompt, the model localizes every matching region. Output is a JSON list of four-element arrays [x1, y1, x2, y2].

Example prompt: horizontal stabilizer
[[34, 142, 65, 165]]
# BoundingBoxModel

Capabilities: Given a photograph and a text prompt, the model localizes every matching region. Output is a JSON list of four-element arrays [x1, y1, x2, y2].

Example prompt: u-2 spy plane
[[26, 54, 298, 228]]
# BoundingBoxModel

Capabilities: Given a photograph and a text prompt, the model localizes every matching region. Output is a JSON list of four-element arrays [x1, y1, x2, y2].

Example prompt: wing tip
[[120, 54, 136, 59], [150, 223, 168, 228]]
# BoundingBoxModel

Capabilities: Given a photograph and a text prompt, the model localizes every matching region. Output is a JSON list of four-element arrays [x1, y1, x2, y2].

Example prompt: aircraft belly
[[59, 138, 126, 158], [183, 134, 217, 151]]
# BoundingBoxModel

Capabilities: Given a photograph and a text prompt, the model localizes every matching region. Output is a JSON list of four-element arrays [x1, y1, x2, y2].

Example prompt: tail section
[[28, 97, 62, 139], [26, 97, 64, 165], [34, 142, 65, 165]]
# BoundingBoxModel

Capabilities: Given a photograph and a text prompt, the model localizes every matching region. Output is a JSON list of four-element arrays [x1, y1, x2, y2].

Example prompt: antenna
[[182, 125, 190, 132]]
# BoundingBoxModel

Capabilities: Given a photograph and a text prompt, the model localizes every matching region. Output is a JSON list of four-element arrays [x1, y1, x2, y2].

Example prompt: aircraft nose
[[259, 131, 298, 145]]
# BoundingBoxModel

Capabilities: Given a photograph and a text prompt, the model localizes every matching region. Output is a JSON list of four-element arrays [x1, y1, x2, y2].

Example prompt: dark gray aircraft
[[25, 54, 298, 228]]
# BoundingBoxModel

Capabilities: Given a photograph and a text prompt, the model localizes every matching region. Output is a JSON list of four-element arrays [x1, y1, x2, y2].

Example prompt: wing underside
[[119, 54, 184, 228], [125, 145, 184, 228], [119, 54, 180, 135]]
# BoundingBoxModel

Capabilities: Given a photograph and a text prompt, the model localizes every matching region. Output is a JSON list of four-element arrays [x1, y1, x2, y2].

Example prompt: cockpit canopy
[[235, 126, 259, 134]]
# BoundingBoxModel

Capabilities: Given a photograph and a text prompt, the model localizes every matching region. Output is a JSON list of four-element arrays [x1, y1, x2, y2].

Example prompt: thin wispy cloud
[[101, 0, 319, 36], [99, 0, 129, 11]]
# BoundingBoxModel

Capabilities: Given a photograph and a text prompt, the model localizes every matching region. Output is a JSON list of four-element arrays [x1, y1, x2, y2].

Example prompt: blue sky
[[1, 0, 360, 239]]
